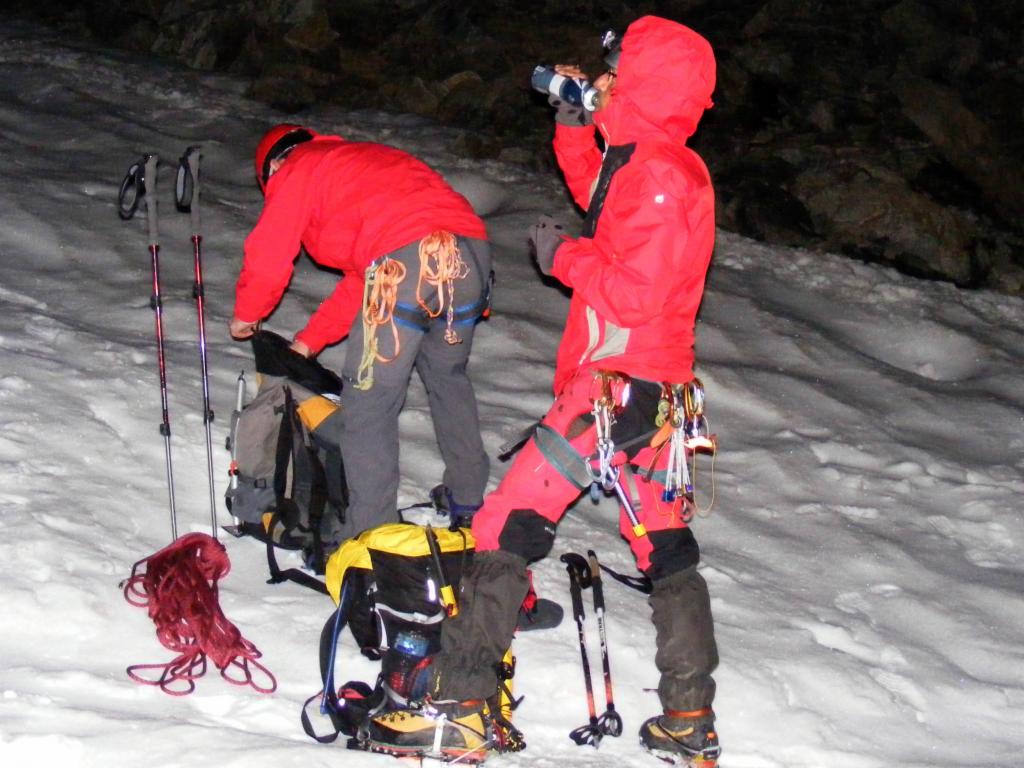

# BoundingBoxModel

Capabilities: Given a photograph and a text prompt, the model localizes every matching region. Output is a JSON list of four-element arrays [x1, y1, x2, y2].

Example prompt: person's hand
[[290, 339, 312, 358], [529, 215, 566, 276], [554, 64, 588, 79], [229, 316, 259, 340], [549, 64, 594, 127]]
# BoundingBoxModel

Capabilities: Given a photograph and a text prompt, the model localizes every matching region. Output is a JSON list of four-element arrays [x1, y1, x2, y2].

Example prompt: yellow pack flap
[[324, 522, 475, 605], [296, 394, 339, 431]]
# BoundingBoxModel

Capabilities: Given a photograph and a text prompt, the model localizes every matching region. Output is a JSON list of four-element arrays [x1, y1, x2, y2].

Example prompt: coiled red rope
[[122, 532, 276, 696]]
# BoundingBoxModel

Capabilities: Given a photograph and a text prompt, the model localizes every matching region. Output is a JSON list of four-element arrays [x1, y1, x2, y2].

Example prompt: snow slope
[[1, 20, 1022, 768]]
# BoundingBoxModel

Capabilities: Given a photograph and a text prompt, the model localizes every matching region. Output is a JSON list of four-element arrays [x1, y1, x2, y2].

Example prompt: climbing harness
[[355, 231, 469, 390], [533, 371, 717, 527]]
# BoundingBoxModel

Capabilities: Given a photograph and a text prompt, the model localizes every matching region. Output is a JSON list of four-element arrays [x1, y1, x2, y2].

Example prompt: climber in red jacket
[[230, 126, 492, 537], [366, 16, 722, 766]]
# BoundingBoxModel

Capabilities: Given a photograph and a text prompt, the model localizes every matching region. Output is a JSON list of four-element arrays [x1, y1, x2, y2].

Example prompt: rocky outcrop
[[14, 0, 1022, 292]]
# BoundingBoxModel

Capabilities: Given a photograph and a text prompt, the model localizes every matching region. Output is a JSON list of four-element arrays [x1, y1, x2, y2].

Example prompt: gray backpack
[[225, 331, 348, 585]]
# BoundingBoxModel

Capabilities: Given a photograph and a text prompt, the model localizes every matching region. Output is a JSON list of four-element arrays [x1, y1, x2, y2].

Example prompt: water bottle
[[393, 629, 431, 658], [531, 66, 599, 111], [384, 629, 433, 700]]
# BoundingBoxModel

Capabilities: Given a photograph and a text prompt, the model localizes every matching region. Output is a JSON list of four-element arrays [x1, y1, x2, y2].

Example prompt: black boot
[[431, 483, 482, 528]]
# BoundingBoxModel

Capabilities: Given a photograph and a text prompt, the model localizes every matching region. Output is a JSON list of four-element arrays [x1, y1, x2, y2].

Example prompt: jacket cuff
[[550, 241, 572, 286], [554, 121, 596, 143], [293, 328, 326, 357]]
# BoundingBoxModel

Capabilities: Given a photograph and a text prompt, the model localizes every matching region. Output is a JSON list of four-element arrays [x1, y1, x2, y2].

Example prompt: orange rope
[[354, 232, 468, 390], [354, 257, 407, 390], [416, 230, 469, 344]]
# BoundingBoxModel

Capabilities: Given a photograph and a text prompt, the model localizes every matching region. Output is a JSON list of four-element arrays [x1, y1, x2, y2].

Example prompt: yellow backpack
[[302, 522, 522, 752]]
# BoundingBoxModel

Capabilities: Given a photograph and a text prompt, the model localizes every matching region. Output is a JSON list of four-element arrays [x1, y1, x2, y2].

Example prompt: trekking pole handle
[[561, 552, 591, 620], [560, 552, 592, 587], [144, 154, 159, 246]]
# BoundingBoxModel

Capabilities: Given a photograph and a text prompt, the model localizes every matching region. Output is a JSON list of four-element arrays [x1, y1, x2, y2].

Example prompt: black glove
[[529, 215, 566, 276], [549, 94, 593, 127]]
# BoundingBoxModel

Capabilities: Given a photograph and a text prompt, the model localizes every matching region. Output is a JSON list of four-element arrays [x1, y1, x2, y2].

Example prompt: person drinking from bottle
[[365, 15, 722, 766]]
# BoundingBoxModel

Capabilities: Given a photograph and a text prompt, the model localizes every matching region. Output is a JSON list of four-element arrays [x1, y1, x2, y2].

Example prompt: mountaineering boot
[[515, 568, 563, 631], [366, 698, 491, 762], [431, 483, 482, 528], [639, 709, 720, 766]]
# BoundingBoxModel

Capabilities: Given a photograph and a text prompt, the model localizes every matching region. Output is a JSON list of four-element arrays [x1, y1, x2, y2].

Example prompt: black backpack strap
[[322, 441, 348, 521], [272, 387, 301, 531], [597, 562, 653, 594], [262, 512, 330, 594], [301, 426, 330, 574], [262, 387, 331, 593]]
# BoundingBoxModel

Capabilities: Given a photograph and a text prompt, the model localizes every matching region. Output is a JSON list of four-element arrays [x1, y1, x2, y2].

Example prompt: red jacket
[[234, 136, 487, 354], [549, 16, 716, 394]]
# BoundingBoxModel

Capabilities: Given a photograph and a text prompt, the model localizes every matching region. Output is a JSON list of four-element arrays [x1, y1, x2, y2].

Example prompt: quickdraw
[[589, 373, 717, 527], [534, 372, 717, 529], [654, 378, 717, 519], [591, 371, 630, 494]]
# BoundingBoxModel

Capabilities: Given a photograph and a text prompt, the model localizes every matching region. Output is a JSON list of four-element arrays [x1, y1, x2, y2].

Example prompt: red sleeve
[[233, 165, 315, 323], [552, 123, 603, 210], [550, 160, 696, 329], [293, 274, 365, 354]]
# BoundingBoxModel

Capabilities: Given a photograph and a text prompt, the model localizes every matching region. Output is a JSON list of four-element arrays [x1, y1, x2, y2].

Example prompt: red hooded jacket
[[234, 136, 487, 354], [549, 16, 716, 394]]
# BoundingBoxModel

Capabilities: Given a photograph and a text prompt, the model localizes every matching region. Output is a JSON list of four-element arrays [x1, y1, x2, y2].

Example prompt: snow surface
[[1, 20, 1023, 768]]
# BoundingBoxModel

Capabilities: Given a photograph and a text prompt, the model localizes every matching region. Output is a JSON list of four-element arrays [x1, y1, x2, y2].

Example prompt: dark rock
[[284, 10, 339, 54], [250, 63, 336, 113], [450, 131, 502, 160], [891, 69, 1024, 227], [9, 0, 1022, 294], [793, 155, 980, 285]]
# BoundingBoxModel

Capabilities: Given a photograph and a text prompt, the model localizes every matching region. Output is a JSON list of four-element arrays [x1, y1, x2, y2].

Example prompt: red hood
[[595, 16, 716, 146]]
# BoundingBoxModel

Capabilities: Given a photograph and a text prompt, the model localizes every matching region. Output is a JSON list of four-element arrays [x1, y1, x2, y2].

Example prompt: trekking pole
[[175, 145, 218, 538], [587, 550, 622, 737], [119, 154, 178, 540], [560, 552, 602, 748]]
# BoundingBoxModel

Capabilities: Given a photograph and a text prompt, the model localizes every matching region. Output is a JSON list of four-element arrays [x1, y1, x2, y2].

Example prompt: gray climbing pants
[[337, 236, 491, 539]]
